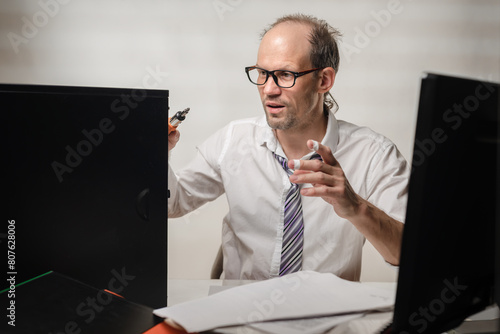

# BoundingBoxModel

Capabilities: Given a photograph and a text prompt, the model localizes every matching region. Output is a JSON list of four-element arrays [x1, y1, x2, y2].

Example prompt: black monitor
[[1, 84, 168, 309], [386, 73, 499, 333]]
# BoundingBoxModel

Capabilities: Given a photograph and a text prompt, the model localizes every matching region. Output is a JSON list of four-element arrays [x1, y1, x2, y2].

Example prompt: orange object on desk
[[143, 321, 197, 334]]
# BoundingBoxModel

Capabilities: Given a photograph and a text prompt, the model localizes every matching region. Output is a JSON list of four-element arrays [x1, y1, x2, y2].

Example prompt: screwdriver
[[168, 108, 190, 134]]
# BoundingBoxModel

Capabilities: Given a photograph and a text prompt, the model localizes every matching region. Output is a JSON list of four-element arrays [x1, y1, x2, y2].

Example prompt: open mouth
[[266, 102, 285, 113]]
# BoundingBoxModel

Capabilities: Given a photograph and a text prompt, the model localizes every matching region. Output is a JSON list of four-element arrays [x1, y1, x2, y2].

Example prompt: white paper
[[210, 314, 363, 334], [248, 313, 365, 334], [154, 271, 395, 333]]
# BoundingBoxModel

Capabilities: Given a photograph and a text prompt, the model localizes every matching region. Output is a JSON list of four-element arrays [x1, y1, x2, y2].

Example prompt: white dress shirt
[[168, 111, 410, 281]]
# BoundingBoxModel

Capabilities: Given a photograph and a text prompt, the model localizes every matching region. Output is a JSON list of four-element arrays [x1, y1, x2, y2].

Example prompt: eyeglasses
[[245, 66, 323, 88]]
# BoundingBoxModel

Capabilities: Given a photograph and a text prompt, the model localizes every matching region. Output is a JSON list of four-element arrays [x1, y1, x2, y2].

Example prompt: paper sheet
[[154, 271, 395, 333], [249, 313, 365, 334], [210, 314, 364, 334]]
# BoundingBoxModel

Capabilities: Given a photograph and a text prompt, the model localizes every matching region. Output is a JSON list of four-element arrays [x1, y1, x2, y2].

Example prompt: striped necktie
[[273, 152, 321, 276]]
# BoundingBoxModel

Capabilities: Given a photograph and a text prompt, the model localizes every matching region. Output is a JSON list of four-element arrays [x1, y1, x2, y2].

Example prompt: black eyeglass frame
[[244, 66, 324, 88]]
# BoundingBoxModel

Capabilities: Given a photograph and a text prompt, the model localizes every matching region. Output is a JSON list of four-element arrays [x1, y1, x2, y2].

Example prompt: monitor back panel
[[2, 84, 168, 308], [393, 74, 499, 333]]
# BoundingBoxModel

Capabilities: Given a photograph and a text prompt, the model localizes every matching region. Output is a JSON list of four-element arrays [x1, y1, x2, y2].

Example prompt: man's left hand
[[288, 139, 364, 219]]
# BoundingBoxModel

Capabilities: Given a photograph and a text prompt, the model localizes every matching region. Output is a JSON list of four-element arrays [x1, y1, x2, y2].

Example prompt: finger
[[169, 129, 180, 141], [300, 185, 328, 197], [290, 170, 338, 186], [168, 130, 180, 150], [290, 169, 311, 175], [289, 158, 324, 172], [307, 139, 339, 166]]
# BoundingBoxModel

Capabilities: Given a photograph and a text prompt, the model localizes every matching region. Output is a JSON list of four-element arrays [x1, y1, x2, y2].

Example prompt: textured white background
[[1, 0, 498, 281]]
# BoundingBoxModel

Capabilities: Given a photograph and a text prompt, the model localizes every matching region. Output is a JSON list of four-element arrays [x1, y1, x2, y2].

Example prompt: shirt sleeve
[[365, 141, 410, 269], [167, 125, 229, 218], [365, 141, 411, 224]]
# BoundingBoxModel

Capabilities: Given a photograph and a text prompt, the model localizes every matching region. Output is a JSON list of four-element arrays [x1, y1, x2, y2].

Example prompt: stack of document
[[154, 271, 394, 334]]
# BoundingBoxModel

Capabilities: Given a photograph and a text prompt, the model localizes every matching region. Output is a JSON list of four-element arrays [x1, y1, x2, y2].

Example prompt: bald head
[[257, 21, 313, 71]]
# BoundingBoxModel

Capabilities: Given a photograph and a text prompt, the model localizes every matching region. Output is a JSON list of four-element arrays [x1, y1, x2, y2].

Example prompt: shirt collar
[[258, 110, 340, 158]]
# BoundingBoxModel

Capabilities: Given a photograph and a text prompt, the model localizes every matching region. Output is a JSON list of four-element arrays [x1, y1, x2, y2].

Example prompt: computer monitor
[[497, 103, 500, 318], [1, 83, 168, 308], [387, 73, 499, 333]]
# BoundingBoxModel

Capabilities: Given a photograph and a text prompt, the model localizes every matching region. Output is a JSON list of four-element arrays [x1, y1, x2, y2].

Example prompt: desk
[[166, 280, 499, 334], [167, 279, 396, 334], [167, 279, 397, 306]]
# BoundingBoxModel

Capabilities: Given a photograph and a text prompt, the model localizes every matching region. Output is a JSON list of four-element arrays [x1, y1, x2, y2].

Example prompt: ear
[[317, 67, 336, 94]]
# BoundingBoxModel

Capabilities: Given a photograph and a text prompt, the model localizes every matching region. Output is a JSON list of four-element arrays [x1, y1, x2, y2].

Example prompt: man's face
[[256, 22, 322, 131]]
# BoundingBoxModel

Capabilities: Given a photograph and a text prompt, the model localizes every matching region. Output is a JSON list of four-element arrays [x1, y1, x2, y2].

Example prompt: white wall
[[1, 0, 498, 281]]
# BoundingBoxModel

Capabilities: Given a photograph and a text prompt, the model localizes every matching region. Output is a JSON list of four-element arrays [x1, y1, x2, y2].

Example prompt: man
[[168, 14, 409, 281]]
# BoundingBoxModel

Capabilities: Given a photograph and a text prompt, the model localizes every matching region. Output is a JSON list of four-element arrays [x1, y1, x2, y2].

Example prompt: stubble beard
[[263, 100, 316, 132], [265, 107, 297, 130]]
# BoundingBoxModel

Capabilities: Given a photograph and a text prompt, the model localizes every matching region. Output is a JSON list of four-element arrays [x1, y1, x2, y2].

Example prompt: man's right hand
[[168, 130, 180, 151]]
